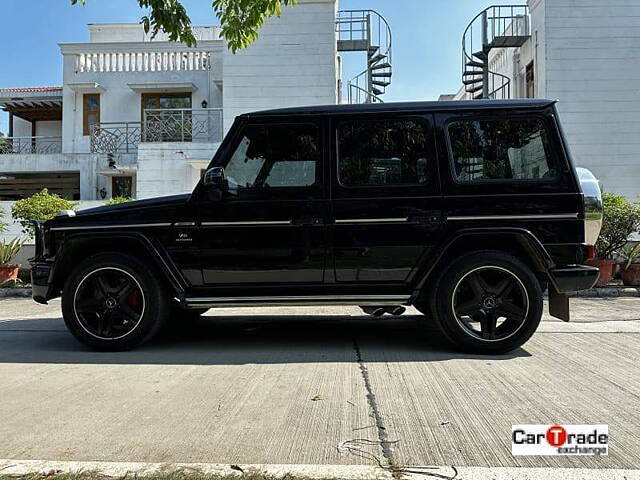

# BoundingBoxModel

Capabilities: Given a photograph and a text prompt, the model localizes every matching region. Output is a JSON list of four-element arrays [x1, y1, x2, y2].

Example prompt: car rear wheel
[[433, 251, 543, 354], [62, 253, 170, 351]]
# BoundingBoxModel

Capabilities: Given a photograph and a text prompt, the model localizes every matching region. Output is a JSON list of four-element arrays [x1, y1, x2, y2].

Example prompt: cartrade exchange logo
[[512, 425, 608, 456]]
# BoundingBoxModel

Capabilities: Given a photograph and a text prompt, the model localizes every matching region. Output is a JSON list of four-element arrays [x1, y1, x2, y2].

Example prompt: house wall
[[136, 142, 218, 199], [88, 24, 221, 43], [541, 0, 640, 200], [12, 117, 32, 138], [0, 153, 106, 199], [222, 0, 339, 131], [35, 121, 63, 137], [62, 47, 222, 153], [9, 118, 62, 139], [60, 42, 224, 154]]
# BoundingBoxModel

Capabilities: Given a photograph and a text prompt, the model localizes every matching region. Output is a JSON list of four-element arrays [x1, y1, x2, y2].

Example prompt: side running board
[[183, 295, 411, 309]]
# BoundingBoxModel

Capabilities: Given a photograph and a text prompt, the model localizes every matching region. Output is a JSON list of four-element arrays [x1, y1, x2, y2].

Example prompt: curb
[[1, 460, 392, 480], [0, 460, 638, 480], [0, 287, 32, 298], [570, 286, 640, 298]]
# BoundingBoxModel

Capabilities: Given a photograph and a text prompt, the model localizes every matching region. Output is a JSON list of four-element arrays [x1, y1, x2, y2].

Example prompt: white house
[[447, 0, 640, 201], [0, 0, 364, 208]]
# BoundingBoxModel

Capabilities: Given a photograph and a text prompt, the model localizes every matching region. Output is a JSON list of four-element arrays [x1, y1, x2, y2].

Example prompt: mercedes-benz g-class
[[30, 99, 602, 353]]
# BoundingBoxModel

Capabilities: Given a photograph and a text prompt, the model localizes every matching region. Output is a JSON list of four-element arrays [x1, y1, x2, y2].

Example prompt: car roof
[[242, 99, 557, 118]]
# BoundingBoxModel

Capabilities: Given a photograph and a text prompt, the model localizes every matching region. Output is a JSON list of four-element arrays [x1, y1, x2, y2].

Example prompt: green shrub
[[0, 208, 6, 234], [0, 238, 23, 266], [596, 193, 640, 259], [106, 196, 134, 206], [11, 189, 78, 237]]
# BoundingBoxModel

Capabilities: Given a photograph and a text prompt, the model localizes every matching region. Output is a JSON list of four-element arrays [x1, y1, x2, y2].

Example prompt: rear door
[[435, 107, 583, 249], [329, 113, 444, 286]]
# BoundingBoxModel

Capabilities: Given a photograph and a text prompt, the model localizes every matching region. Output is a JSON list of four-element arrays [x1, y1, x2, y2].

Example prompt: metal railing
[[337, 9, 392, 104], [336, 9, 392, 60], [89, 109, 224, 153], [348, 82, 383, 105], [143, 108, 223, 143], [462, 5, 530, 100], [90, 122, 141, 154], [0, 136, 62, 154]]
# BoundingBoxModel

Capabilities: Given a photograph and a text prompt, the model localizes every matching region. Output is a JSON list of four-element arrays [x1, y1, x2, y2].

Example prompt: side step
[[184, 295, 411, 309]]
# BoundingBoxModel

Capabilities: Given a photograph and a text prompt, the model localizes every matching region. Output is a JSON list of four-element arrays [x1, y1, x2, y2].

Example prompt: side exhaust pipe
[[360, 306, 406, 316], [361, 306, 386, 317]]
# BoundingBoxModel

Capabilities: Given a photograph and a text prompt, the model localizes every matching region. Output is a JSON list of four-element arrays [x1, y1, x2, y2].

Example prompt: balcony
[[0, 136, 62, 155], [90, 122, 141, 154], [90, 108, 223, 154]]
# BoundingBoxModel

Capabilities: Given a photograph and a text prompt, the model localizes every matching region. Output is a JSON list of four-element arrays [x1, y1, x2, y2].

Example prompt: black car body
[[30, 99, 602, 353]]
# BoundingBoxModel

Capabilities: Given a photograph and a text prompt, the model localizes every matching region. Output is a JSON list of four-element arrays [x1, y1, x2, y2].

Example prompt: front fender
[[48, 231, 187, 298]]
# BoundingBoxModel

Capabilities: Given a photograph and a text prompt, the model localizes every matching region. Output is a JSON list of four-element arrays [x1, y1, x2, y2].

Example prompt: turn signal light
[[586, 244, 595, 261]]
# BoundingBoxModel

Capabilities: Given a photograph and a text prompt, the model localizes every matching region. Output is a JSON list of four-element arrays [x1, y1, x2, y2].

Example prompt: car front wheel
[[434, 251, 543, 354], [62, 253, 169, 351]]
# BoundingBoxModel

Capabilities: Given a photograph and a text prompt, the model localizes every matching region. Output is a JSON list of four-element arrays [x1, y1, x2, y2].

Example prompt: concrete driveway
[[0, 297, 639, 473]]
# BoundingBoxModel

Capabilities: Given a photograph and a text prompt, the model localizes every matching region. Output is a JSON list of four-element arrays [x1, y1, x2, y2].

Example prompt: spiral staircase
[[462, 5, 531, 100], [336, 10, 392, 104]]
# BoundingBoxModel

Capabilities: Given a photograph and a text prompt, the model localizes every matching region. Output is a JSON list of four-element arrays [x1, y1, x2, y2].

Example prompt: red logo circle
[[546, 425, 567, 447]]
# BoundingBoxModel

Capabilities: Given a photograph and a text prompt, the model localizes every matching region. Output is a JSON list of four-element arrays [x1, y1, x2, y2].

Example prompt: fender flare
[[413, 227, 555, 293], [50, 231, 188, 295]]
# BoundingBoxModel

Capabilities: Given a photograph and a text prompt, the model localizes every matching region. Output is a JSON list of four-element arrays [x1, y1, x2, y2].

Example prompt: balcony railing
[[90, 122, 141, 154], [76, 51, 212, 73], [143, 108, 223, 143], [0, 136, 62, 155], [90, 108, 224, 153]]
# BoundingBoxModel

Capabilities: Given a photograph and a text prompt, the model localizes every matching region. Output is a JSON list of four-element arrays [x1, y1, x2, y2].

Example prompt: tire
[[62, 252, 170, 351], [433, 250, 543, 354]]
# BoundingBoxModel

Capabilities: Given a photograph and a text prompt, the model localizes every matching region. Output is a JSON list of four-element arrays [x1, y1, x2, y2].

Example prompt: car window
[[224, 123, 319, 191], [447, 118, 558, 182], [337, 118, 430, 187]]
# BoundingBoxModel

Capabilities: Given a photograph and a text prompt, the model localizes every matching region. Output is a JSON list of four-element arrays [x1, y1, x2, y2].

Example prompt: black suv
[[30, 99, 602, 353]]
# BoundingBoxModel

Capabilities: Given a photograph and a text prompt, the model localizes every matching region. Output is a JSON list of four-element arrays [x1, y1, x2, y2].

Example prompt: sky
[[0, 0, 520, 134]]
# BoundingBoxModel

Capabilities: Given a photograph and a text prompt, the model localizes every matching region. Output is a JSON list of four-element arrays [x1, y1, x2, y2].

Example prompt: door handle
[[292, 216, 323, 226], [408, 215, 441, 224]]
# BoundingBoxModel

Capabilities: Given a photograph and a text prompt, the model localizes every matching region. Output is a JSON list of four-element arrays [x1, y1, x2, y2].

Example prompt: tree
[[71, 0, 298, 52]]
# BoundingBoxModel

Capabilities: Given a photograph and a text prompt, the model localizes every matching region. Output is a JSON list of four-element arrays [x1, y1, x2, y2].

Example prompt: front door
[[330, 113, 443, 286], [198, 119, 327, 286]]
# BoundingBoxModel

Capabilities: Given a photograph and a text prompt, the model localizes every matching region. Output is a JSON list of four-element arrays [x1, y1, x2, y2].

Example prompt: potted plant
[[588, 193, 640, 286], [618, 243, 640, 286], [0, 238, 24, 286]]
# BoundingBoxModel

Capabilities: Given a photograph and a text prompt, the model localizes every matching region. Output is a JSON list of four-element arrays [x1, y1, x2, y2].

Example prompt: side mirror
[[203, 167, 227, 189]]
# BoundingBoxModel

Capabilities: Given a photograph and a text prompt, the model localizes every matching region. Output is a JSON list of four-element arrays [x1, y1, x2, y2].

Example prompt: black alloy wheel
[[62, 252, 170, 350], [452, 265, 529, 342], [431, 251, 544, 354], [73, 267, 145, 340]]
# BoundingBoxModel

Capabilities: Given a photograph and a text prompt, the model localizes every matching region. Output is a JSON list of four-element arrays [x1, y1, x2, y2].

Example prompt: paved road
[[0, 297, 639, 472]]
